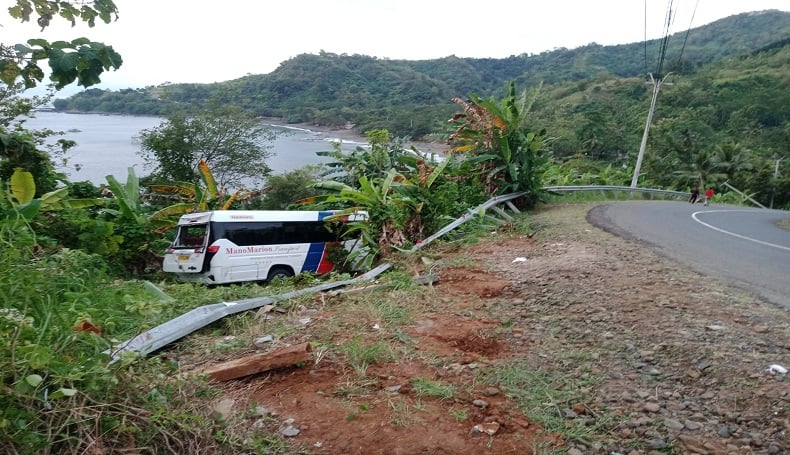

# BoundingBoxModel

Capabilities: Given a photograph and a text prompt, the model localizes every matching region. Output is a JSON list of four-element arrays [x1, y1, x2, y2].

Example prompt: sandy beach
[[261, 118, 451, 155]]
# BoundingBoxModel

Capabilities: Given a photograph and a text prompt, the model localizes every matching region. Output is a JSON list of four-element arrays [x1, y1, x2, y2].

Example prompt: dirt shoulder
[[204, 203, 788, 454]]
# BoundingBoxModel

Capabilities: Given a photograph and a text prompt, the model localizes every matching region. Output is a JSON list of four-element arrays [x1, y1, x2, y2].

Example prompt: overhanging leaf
[[10, 168, 36, 205]]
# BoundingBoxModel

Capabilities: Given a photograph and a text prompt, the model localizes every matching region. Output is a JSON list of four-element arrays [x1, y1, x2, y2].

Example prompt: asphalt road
[[587, 201, 790, 310]]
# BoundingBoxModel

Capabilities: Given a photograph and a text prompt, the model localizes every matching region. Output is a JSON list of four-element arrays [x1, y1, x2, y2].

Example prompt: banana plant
[[394, 154, 452, 240], [307, 168, 418, 268], [104, 167, 146, 225], [5, 167, 104, 221], [448, 81, 548, 206], [147, 159, 259, 232]]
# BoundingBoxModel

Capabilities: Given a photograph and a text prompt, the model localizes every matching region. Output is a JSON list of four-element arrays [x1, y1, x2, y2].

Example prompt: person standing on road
[[704, 188, 714, 206], [689, 186, 699, 204]]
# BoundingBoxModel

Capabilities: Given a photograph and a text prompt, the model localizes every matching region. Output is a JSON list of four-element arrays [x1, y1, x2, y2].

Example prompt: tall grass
[[0, 220, 273, 454]]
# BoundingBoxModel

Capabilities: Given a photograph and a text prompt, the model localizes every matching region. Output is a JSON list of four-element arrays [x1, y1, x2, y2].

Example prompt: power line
[[655, 0, 676, 78], [644, 0, 649, 75], [675, 0, 699, 69]]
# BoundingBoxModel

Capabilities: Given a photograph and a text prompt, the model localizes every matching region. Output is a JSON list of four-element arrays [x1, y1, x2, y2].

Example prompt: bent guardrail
[[109, 263, 391, 361], [412, 186, 694, 251], [411, 192, 527, 251]]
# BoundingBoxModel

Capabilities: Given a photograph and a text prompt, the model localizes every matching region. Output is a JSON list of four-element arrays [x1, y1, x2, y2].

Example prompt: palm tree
[[711, 140, 754, 182], [674, 149, 727, 190]]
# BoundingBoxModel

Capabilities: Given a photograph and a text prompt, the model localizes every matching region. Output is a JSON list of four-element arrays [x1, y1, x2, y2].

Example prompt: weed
[[335, 376, 379, 398], [341, 336, 392, 376], [388, 397, 418, 427], [411, 377, 455, 400], [450, 406, 468, 421], [477, 360, 606, 443]]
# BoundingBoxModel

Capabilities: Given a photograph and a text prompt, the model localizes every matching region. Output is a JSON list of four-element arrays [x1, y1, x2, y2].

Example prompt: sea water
[[21, 111, 365, 186]]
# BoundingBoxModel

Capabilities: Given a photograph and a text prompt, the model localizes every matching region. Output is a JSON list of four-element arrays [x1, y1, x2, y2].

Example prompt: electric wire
[[655, 0, 676, 79], [644, 0, 649, 76], [675, 0, 699, 70]]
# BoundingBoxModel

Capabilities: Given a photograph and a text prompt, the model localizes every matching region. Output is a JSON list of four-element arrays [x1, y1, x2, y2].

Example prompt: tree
[[138, 105, 277, 189], [674, 149, 727, 190], [0, 81, 53, 126], [255, 165, 326, 210], [710, 140, 754, 184], [1, 1, 122, 195], [1, 0, 122, 89], [0, 122, 67, 195]]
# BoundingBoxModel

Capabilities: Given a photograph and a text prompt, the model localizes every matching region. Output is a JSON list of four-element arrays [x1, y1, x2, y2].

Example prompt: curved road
[[588, 201, 790, 310]]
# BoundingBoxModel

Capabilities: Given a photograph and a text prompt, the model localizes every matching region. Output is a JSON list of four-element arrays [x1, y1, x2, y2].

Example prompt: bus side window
[[280, 223, 302, 244], [225, 223, 279, 246]]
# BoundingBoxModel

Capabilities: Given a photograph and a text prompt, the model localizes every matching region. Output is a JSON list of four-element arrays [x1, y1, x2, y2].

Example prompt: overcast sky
[[2, 0, 788, 96]]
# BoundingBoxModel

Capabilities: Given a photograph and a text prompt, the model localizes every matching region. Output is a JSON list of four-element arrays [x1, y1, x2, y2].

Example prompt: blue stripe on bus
[[302, 242, 326, 272], [317, 211, 335, 221]]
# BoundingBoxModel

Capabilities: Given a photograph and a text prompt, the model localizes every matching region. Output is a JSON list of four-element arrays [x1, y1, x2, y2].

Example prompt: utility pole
[[631, 73, 672, 188], [770, 156, 781, 209]]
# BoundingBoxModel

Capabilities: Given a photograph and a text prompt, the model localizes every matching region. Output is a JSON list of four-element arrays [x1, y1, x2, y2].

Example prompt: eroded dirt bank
[[204, 203, 788, 454]]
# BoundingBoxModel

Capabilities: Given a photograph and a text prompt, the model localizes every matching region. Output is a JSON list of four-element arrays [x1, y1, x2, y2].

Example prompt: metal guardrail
[[412, 185, 691, 251], [544, 185, 689, 199], [109, 263, 391, 361], [411, 192, 526, 251]]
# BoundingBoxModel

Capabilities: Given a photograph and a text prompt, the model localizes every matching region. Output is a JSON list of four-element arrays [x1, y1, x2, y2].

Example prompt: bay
[[22, 111, 366, 186]]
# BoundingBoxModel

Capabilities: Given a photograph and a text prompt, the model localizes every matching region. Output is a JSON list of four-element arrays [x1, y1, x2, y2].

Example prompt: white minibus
[[162, 210, 363, 285]]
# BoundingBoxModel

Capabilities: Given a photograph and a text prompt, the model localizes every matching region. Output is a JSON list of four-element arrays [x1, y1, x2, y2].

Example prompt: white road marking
[[691, 210, 790, 252]]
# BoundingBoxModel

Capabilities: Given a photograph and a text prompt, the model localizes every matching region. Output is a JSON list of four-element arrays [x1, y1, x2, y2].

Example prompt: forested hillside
[[55, 10, 789, 134], [53, 10, 790, 207]]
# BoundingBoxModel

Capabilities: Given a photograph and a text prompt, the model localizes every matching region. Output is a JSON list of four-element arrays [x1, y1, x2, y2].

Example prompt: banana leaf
[[10, 168, 36, 205]]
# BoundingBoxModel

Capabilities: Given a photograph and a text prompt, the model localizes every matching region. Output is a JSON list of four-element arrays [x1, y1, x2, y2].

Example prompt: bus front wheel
[[267, 266, 294, 281]]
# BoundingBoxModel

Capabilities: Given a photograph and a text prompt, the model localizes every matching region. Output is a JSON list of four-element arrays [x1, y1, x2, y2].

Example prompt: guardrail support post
[[491, 205, 514, 222]]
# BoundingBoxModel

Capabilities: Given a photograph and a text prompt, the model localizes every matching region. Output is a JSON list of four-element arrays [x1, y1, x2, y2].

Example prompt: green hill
[[54, 10, 790, 136]]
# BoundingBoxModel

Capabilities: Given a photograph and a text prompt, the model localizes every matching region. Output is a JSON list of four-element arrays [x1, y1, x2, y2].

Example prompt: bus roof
[[177, 210, 342, 225]]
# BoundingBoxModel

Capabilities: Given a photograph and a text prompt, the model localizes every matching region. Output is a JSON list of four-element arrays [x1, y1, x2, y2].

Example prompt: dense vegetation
[[4, 57, 545, 452], [1, 4, 788, 453]]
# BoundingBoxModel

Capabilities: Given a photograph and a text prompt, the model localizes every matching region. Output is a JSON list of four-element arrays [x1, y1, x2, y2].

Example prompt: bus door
[[163, 223, 210, 275]]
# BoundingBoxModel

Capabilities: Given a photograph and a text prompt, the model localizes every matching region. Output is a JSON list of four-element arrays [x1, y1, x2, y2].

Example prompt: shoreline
[[261, 117, 450, 155], [51, 112, 450, 155]]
